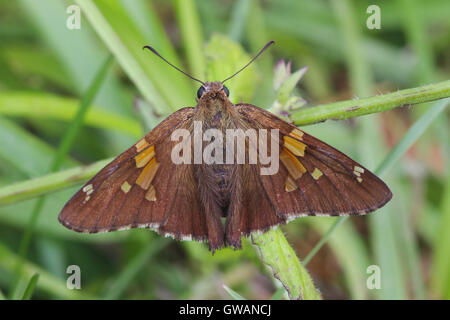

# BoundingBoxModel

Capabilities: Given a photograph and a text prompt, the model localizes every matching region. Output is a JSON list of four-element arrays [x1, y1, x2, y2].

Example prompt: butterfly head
[[197, 82, 230, 100]]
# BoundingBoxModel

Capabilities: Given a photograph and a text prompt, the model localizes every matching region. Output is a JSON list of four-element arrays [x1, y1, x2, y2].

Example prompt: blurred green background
[[0, 0, 449, 300]]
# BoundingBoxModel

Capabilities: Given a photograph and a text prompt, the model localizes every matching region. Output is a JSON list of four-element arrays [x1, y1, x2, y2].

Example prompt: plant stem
[[0, 158, 112, 206], [252, 229, 321, 300], [291, 80, 450, 125]]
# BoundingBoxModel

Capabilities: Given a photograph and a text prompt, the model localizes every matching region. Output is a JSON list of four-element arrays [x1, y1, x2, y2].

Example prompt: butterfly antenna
[[221, 40, 275, 83], [143, 45, 205, 85]]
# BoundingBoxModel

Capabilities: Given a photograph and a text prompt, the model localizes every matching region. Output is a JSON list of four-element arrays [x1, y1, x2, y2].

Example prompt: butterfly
[[58, 41, 392, 252]]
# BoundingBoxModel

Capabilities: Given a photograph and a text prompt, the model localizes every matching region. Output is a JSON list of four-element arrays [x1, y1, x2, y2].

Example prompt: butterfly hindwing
[[58, 107, 209, 242]]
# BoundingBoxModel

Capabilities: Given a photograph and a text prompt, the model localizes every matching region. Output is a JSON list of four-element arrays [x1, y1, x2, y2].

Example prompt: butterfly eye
[[197, 86, 205, 99], [223, 86, 230, 97]]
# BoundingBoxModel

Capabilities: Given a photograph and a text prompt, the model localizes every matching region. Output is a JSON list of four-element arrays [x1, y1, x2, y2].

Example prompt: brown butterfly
[[58, 41, 392, 252]]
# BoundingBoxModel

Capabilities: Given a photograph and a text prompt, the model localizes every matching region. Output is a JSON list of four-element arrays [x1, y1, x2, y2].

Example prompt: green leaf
[[222, 284, 246, 300], [102, 237, 169, 300], [21, 272, 39, 300]]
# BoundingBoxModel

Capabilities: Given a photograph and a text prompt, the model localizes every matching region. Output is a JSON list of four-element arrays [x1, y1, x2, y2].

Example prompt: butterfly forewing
[[58, 107, 209, 242], [236, 103, 392, 222]]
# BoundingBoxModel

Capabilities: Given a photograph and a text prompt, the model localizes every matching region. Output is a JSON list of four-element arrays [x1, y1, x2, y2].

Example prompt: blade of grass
[[302, 98, 449, 270], [432, 173, 450, 298], [174, 0, 206, 79], [0, 118, 78, 177], [228, 0, 252, 42], [330, 0, 372, 97], [133, 97, 163, 132], [21, 272, 39, 300], [102, 238, 169, 300], [77, 0, 195, 112], [399, 0, 435, 84], [222, 284, 246, 300], [270, 286, 286, 300], [245, 0, 275, 106], [265, 2, 414, 84], [0, 92, 142, 138], [0, 242, 93, 299], [331, 0, 400, 299], [18, 0, 128, 114], [74, 0, 166, 113], [119, 0, 180, 62], [19, 0, 134, 154], [52, 55, 114, 168], [310, 218, 371, 299], [303, 216, 347, 266], [9, 55, 113, 299], [376, 99, 449, 177], [1, 45, 74, 92]]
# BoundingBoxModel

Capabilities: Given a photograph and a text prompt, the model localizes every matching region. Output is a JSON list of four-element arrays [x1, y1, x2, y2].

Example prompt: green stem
[[0, 158, 111, 206], [291, 80, 450, 125], [252, 229, 321, 300]]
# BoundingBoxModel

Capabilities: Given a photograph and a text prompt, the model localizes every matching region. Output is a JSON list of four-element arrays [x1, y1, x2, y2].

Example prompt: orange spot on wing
[[284, 136, 306, 157], [285, 175, 298, 192], [136, 158, 160, 190], [311, 168, 323, 180], [145, 185, 156, 201], [136, 138, 150, 152], [280, 149, 306, 180], [289, 128, 304, 140], [135, 145, 155, 168]]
